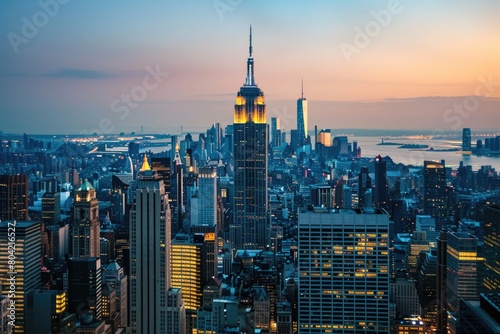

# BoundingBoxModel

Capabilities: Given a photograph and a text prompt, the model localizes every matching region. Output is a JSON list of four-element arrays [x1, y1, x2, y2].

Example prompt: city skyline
[[1, 1, 500, 134]]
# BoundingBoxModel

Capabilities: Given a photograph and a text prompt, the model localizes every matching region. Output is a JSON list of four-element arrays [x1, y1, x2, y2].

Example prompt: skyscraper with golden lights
[[232, 26, 269, 250]]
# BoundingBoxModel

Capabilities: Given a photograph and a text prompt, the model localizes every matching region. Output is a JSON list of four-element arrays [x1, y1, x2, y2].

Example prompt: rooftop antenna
[[249, 24, 253, 57]]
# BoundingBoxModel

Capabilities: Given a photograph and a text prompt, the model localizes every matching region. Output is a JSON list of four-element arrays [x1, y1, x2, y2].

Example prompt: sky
[[1, 0, 499, 135]]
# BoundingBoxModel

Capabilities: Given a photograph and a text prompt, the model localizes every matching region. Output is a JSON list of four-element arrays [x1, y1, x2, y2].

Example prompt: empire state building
[[231, 26, 269, 250]]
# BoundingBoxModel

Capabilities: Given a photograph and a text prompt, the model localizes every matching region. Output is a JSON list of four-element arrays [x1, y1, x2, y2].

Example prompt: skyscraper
[[197, 166, 217, 226], [446, 232, 483, 314], [374, 155, 388, 209], [462, 128, 471, 152], [483, 205, 500, 292], [358, 166, 371, 208], [297, 208, 390, 333], [171, 144, 184, 234], [271, 117, 281, 147], [436, 230, 447, 334], [0, 174, 28, 221], [297, 80, 308, 147], [0, 221, 41, 334], [232, 26, 269, 250], [130, 155, 171, 334], [71, 180, 100, 258], [67, 257, 102, 320], [423, 161, 447, 230]]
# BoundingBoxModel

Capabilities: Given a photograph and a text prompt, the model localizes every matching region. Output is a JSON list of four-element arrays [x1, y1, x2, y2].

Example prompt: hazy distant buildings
[[232, 26, 269, 250], [297, 208, 390, 333], [130, 155, 171, 334], [0, 174, 28, 221]]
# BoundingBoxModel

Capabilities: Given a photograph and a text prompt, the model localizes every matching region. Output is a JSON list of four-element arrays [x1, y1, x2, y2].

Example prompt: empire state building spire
[[245, 25, 255, 86]]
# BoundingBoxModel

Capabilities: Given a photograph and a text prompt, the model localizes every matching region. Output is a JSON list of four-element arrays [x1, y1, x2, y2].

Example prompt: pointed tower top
[[245, 25, 255, 86], [140, 154, 151, 172], [301, 79, 304, 99], [249, 24, 253, 57], [174, 143, 182, 165]]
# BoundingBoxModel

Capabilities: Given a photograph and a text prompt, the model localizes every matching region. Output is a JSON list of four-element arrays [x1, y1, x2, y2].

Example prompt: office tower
[[171, 144, 184, 234], [166, 288, 187, 334], [130, 155, 171, 334], [276, 301, 293, 334], [317, 129, 331, 147], [46, 223, 70, 262], [483, 205, 500, 292], [458, 293, 500, 333], [405, 231, 431, 281], [25, 290, 75, 334], [71, 179, 100, 258], [197, 166, 217, 225], [297, 208, 390, 333], [0, 174, 28, 221], [423, 161, 447, 230], [128, 142, 140, 156], [151, 157, 171, 194], [310, 185, 333, 208], [462, 128, 471, 151], [332, 136, 348, 158], [253, 287, 270, 331], [417, 250, 438, 325], [67, 257, 102, 320], [101, 283, 118, 332], [297, 80, 308, 147], [0, 221, 41, 334], [171, 232, 217, 332], [436, 230, 447, 334], [42, 191, 61, 225], [446, 231, 483, 314], [232, 26, 269, 250], [391, 277, 421, 317], [103, 261, 128, 328], [202, 278, 221, 308], [357, 167, 371, 208], [374, 155, 388, 209], [271, 117, 281, 147], [0, 296, 11, 334]]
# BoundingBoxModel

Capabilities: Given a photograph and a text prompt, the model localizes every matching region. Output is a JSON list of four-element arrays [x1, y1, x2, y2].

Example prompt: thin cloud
[[44, 68, 120, 80]]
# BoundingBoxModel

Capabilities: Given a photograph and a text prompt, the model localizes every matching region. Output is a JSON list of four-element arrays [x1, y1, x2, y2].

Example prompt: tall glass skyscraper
[[232, 26, 269, 250], [297, 80, 308, 147]]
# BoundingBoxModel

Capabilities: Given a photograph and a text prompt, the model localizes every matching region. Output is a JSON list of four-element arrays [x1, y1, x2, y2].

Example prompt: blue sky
[[1, 0, 499, 134]]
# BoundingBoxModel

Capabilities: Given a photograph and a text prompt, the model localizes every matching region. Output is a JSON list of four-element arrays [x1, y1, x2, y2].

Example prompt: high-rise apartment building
[[232, 26, 268, 250], [130, 155, 171, 333], [0, 174, 28, 221], [71, 180, 100, 258], [297, 208, 390, 333], [0, 221, 41, 334]]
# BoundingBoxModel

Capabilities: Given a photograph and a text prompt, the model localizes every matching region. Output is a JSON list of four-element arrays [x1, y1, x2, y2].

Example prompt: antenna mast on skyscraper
[[249, 24, 253, 57], [301, 79, 304, 99]]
